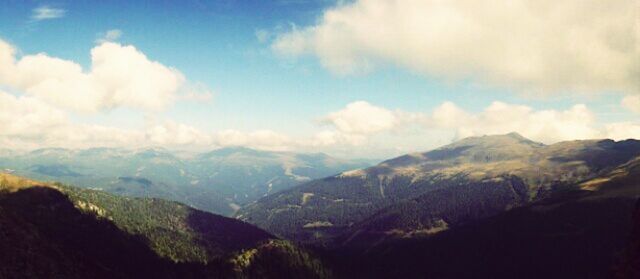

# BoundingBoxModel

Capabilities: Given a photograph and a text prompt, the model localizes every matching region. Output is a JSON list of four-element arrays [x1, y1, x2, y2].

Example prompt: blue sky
[[0, 0, 638, 158]]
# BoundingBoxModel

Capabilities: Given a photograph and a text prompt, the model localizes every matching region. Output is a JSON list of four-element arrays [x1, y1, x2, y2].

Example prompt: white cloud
[[0, 86, 638, 156], [0, 90, 217, 150], [316, 100, 637, 149], [96, 29, 123, 43], [622, 95, 640, 114], [146, 120, 213, 146], [0, 92, 68, 139], [0, 39, 186, 112], [273, 0, 639, 96], [317, 101, 427, 147], [322, 101, 399, 134], [0, 90, 141, 149], [605, 122, 640, 141], [429, 101, 602, 143], [31, 5, 66, 21]]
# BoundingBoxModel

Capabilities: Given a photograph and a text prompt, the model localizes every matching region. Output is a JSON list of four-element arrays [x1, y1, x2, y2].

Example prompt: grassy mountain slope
[[237, 134, 640, 242], [326, 156, 640, 278]]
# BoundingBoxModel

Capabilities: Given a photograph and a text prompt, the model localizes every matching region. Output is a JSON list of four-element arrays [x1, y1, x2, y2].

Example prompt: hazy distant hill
[[0, 173, 331, 279], [0, 147, 370, 216], [237, 133, 640, 243]]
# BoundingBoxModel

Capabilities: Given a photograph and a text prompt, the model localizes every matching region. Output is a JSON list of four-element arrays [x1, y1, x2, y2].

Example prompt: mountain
[[0, 147, 370, 216], [237, 133, 640, 243], [326, 154, 640, 279], [0, 173, 331, 278]]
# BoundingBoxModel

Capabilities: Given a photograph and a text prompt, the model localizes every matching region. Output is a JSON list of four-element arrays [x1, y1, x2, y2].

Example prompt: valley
[[0, 147, 370, 216]]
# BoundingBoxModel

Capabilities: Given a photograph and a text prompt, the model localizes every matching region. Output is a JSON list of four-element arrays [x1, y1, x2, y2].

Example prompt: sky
[[0, 0, 638, 159]]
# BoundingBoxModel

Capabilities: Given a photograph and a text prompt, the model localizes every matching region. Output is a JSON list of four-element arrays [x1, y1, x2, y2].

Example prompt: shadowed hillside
[[0, 173, 331, 279], [324, 154, 640, 278]]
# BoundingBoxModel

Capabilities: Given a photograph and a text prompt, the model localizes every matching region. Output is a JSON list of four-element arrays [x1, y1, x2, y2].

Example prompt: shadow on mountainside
[[0, 186, 181, 278], [0, 186, 233, 279], [185, 208, 274, 259], [327, 190, 639, 279], [614, 199, 640, 278]]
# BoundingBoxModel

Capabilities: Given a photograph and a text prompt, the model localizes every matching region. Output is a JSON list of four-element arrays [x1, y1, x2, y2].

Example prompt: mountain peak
[[505, 131, 526, 139], [451, 132, 543, 148], [379, 133, 543, 168]]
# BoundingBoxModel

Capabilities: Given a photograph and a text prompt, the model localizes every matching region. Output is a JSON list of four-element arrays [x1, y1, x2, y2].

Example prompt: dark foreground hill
[[0, 173, 330, 279]]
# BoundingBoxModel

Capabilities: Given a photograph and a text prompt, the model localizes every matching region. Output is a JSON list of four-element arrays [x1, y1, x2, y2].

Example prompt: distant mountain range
[[0, 173, 330, 278], [0, 147, 371, 216]]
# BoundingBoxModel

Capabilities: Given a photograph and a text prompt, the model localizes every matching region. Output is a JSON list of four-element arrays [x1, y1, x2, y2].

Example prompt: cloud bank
[[317, 100, 640, 148], [273, 0, 639, 96]]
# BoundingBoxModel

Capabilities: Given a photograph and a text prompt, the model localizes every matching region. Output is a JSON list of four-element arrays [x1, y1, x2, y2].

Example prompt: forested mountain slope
[[0, 173, 331, 279], [238, 133, 640, 243]]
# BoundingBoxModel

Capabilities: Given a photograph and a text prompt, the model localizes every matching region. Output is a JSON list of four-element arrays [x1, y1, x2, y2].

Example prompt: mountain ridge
[[237, 133, 640, 243], [0, 173, 332, 279]]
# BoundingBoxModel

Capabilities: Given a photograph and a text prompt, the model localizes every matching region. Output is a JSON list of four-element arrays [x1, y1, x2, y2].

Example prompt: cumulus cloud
[[0, 39, 186, 112], [146, 120, 213, 146], [322, 101, 399, 134], [315, 99, 640, 149], [0, 90, 215, 150], [321, 101, 425, 134], [273, 0, 639, 96], [31, 5, 65, 21], [0, 90, 140, 149], [1, 86, 638, 155], [0, 92, 68, 139], [605, 122, 640, 141], [317, 101, 427, 146], [429, 101, 602, 143]]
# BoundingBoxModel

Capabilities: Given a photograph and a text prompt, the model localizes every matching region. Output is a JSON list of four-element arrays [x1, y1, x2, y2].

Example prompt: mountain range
[[238, 133, 640, 243], [0, 147, 370, 216], [1, 133, 638, 278]]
